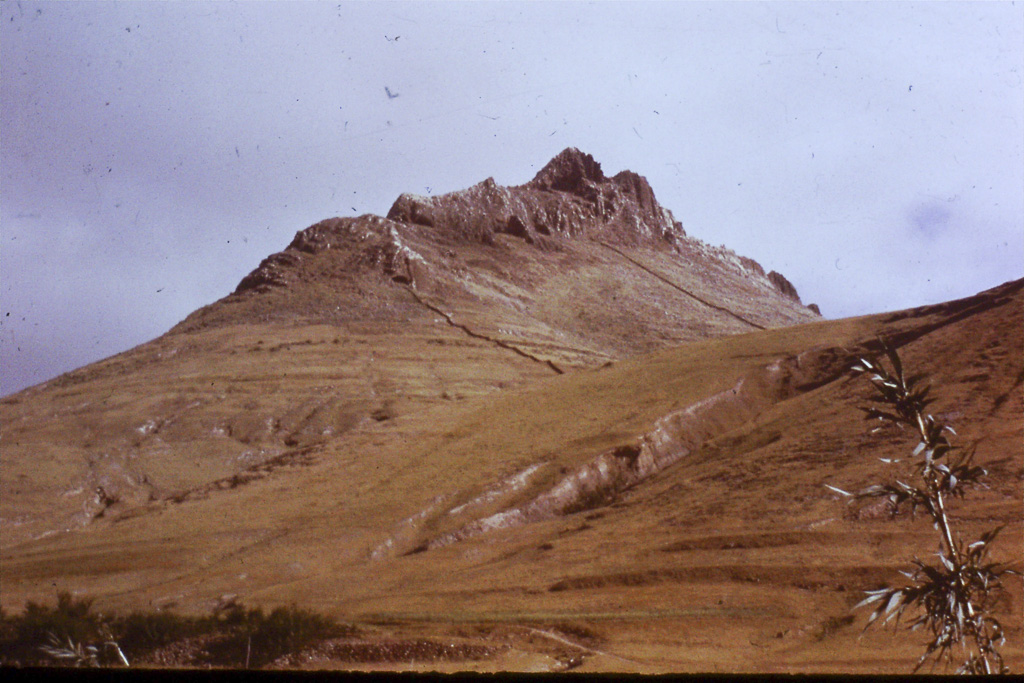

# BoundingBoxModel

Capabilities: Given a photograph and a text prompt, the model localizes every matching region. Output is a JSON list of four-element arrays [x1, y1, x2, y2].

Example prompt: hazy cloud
[[908, 199, 954, 239]]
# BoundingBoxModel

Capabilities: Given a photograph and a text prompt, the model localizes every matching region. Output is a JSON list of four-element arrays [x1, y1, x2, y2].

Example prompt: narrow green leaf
[[886, 344, 903, 380], [824, 484, 852, 497], [884, 590, 903, 615]]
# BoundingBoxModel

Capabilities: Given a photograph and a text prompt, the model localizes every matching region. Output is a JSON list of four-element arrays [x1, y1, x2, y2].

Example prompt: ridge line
[[598, 241, 767, 331]]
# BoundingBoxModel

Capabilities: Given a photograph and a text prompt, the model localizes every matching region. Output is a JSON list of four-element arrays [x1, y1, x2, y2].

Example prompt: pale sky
[[2, 1, 1022, 396]]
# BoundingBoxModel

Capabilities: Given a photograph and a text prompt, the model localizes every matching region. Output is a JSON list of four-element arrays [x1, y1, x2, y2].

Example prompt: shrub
[[18, 591, 102, 646], [11, 592, 106, 664], [0, 592, 355, 668], [829, 341, 1016, 673], [0, 591, 130, 666], [115, 610, 215, 658], [251, 605, 342, 663], [212, 600, 355, 667]]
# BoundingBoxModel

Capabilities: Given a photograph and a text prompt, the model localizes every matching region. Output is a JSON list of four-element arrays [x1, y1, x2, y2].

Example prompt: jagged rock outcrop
[[387, 147, 685, 247], [767, 270, 802, 304], [235, 216, 427, 295], [233, 149, 810, 304], [415, 344, 861, 552]]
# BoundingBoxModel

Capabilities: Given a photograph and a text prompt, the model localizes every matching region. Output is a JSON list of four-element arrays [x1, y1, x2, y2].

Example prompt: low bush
[[0, 593, 356, 668], [18, 592, 102, 646], [116, 610, 216, 659], [249, 604, 350, 665], [0, 591, 110, 665], [206, 601, 357, 667]]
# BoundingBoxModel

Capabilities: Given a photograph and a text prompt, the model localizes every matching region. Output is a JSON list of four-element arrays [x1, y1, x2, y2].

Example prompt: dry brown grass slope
[[2, 279, 1019, 672]]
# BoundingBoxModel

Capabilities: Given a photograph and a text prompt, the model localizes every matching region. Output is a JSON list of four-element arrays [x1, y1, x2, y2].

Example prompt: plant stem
[[911, 391, 989, 673]]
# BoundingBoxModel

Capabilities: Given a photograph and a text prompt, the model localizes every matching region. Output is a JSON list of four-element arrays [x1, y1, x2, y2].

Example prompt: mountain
[[1, 149, 817, 546], [1, 150, 1019, 673], [178, 147, 816, 352]]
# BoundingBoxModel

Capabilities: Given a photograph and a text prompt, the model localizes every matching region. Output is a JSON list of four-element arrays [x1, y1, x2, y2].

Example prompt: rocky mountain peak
[[197, 148, 821, 337], [387, 148, 685, 247], [528, 147, 607, 192]]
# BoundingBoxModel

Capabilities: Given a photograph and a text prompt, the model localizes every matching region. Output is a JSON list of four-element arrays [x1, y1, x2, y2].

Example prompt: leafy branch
[[39, 631, 129, 668], [829, 340, 1015, 674]]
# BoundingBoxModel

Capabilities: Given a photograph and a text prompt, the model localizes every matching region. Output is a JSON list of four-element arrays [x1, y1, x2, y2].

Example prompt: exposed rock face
[[530, 146, 607, 192], [235, 251, 302, 293], [767, 270, 802, 304], [420, 344, 862, 551], [387, 147, 685, 247], [235, 215, 426, 295]]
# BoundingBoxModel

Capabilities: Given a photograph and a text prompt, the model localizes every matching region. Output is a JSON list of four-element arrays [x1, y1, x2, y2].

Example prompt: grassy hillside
[[2, 278, 1019, 672]]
